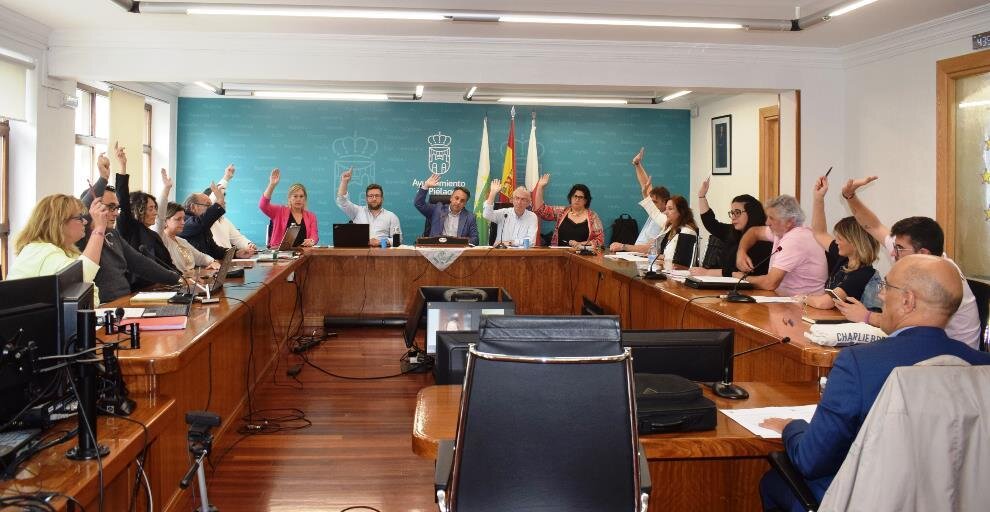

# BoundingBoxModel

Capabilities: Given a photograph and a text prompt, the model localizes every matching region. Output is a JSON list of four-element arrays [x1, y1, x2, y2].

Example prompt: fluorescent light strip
[[499, 15, 742, 29], [828, 0, 879, 17], [498, 97, 628, 105], [186, 7, 447, 20], [194, 81, 220, 94], [253, 91, 390, 101], [661, 90, 692, 102], [959, 99, 990, 109]]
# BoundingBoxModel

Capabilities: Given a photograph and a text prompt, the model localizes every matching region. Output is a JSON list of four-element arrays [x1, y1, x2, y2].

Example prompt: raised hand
[[160, 168, 173, 189], [424, 173, 441, 189], [698, 176, 711, 198], [537, 173, 550, 188], [842, 176, 878, 198], [97, 153, 111, 180], [114, 141, 127, 171], [224, 164, 235, 181], [814, 175, 829, 199], [489, 179, 501, 200], [641, 175, 653, 199], [89, 200, 109, 229], [270, 168, 281, 186], [631, 147, 644, 166], [210, 181, 225, 205], [340, 168, 352, 184]]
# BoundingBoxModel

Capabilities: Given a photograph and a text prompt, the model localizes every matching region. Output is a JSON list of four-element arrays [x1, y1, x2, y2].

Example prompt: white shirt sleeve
[[335, 193, 361, 220]]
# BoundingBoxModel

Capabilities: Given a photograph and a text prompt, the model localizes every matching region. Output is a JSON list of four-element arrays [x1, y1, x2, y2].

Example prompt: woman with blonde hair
[[803, 175, 881, 309], [260, 168, 318, 248], [8, 194, 108, 284]]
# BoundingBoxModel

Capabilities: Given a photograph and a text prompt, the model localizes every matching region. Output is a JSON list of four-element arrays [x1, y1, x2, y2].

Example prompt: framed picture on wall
[[712, 115, 732, 175]]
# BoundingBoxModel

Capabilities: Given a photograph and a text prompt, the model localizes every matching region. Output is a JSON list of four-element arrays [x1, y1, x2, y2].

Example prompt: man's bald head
[[184, 193, 212, 216], [881, 254, 962, 332]]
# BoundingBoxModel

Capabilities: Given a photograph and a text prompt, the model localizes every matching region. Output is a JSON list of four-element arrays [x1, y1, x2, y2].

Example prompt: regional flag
[[473, 116, 492, 245]]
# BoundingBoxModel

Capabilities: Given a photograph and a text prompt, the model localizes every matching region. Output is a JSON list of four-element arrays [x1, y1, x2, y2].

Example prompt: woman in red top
[[259, 168, 318, 248], [531, 174, 604, 249]]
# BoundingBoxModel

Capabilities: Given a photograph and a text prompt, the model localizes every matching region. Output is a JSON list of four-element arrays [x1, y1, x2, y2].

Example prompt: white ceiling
[[2, 0, 987, 47]]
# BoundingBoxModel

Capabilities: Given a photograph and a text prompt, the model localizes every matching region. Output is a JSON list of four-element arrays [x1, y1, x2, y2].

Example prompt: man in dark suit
[[414, 173, 479, 245], [758, 254, 990, 512]]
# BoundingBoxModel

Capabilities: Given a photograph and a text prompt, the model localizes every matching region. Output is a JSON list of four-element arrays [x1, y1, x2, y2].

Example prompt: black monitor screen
[[621, 329, 734, 383]]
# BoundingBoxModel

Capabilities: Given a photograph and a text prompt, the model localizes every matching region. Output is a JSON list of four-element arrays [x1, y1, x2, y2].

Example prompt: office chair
[[435, 315, 651, 512], [767, 357, 990, 511], [966, 278, 989, 352], [423, 194, 452, 236]]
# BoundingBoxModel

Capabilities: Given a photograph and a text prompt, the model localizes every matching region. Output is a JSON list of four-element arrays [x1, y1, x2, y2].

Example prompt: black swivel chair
[[434, 315, 651, 512], [966, 278, 990, 352]]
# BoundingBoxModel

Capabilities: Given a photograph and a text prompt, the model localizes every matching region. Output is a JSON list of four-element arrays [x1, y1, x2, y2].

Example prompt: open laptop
[[333, 223, 371, 248], [272, 225, 301, 251]]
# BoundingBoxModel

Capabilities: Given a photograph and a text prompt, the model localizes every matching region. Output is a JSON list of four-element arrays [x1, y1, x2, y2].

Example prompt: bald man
[[180, 183, 228, 260], [757, 254, 990, 512], [483, 180, 539, 247]]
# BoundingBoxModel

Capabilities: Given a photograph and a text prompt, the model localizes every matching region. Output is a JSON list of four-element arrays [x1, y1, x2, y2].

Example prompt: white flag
[[473, 117, 492, 245], [525, 115, 539, 190]]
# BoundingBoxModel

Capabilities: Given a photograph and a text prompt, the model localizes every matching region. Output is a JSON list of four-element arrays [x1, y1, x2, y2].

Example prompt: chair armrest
[[767, 451, 819, 511], [637, 442, 652, 495], [434, 439, 456, 495]]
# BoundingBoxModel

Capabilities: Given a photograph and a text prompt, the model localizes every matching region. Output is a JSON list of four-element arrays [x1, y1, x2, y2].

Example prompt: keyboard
[[143, 304, 191, 317], [1, 428, 42, 474]]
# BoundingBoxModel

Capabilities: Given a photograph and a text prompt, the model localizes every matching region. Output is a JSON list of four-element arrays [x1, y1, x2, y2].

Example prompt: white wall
[[689, 92, 780, 242]]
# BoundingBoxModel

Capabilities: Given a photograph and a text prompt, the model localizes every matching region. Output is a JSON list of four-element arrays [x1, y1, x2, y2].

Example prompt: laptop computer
[[333, 223, 370, 248], [272, 225, 301, 251], [416, 236, 470, 247], [683, 276, 754, 290], [1, 428, 42, 478]]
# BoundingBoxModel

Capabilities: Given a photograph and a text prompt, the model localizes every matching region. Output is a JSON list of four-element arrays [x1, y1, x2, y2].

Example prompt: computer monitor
[[0, 274, 63, 428], [404, 286, 515, 354], [56, 261, 96, 354], [622, 329, 747, 399]]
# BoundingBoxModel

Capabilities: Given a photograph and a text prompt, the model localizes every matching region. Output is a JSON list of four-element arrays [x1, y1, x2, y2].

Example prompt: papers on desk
[[606, 252, 649, 262], [753, 296, 799, 304], [130, 291, 177, 302], [720, 405, 817, 438]]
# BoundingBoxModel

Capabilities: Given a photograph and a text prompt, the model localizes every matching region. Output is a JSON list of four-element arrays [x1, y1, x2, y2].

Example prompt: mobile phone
[[824, 289, 851, 303]]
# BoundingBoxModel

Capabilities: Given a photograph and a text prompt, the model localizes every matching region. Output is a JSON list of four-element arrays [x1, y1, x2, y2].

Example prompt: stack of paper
[[720, 405, 817, 438]]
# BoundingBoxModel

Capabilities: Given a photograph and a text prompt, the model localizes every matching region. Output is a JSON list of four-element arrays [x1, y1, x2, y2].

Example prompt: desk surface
[[0, 398, 174, 509], [412, 382, 819, 460]]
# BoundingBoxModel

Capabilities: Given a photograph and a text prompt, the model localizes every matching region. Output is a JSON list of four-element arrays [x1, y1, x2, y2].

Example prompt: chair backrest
[[446, 317, 640, 512], [701, 234, 725, 269], [422, 194, 452, 236], [487, 202, 513, 244], [819, 357, 990, 511], [966, 278, 990, 351]]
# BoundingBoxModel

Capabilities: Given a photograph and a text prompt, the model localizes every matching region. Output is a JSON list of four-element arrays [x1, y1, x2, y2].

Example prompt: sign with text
[[974, 30, 990, 50]]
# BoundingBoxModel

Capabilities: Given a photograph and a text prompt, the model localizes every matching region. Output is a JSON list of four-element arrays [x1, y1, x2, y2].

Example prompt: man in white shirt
[[609, 147, 669, 252], [207, 164, 257, 257], [834, 176, 981, 349], [336, 168, 402, 246], [483, 179, 539, 247]]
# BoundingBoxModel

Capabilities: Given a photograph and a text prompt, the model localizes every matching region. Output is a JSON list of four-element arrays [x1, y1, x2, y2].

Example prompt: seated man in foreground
[[758, 254, 990, 512]]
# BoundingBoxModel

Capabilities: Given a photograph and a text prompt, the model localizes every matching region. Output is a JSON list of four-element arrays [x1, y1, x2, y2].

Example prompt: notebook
[[120, 315, 188, 331]]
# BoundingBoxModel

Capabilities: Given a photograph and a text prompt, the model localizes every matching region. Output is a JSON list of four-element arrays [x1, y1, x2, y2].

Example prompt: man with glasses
[[79, 145, 181, 303], [483, 179, 538, 247], [758, 254, 990, 512], [415, 173, 479, 245], [832, 176, 980, 349], [336, 168, 402, 247], [181, 182, 229, 260]]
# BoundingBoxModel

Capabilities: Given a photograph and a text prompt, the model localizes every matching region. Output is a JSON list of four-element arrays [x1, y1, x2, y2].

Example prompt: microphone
[[712, 336, 791, 399], [724, 246, 782, 303], [643, 241, 665, 281], [493, 212, 509, 249]]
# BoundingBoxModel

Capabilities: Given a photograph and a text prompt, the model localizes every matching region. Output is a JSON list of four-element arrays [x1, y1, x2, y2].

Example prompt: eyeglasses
[[67, 214, 86, 223], [727, 209, 744, 218], [366, 193, 382, 199], [572, 194, 587, 200], [875, 278, 906, 294], [892, 244, 915, 257], [193, 202, 211, 208], [104, 203, 120, 212]]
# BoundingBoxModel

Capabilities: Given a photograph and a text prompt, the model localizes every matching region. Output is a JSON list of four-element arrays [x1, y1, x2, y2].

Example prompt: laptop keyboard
[[143, 304, 191, 317]]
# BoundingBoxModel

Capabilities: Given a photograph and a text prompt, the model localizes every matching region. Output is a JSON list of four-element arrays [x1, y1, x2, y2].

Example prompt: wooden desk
[[109, 258, 303, 512], [0, 398, 174, 511], [413, 383, 819, 512]]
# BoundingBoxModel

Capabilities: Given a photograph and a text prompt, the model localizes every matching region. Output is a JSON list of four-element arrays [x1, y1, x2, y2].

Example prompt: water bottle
[[522, 237, 531, 249], [647, 244, 659, 271], [379, 235, 388, 249]]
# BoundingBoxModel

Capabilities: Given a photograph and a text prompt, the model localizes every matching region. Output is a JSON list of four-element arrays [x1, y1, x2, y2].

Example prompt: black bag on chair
[[610, 214, 640, 245], [635, 373, 716, 434]]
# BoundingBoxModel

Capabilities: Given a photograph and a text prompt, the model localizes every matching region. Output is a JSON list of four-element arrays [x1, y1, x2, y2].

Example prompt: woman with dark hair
[[161, 202, 220, 275], [114, 166, 180, 278], [690, 177, 774, 277], [621, 195, 699, 269], [531, 174, 605, 248]]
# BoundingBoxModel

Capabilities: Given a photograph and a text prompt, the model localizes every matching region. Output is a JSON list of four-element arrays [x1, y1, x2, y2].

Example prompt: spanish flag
[[499, 107, 516, 200]]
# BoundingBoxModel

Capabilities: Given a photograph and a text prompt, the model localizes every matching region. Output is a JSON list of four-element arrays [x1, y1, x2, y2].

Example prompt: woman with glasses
[[260, 168, 317, 248], [161, 202, 220, 275], [8, 194, 109, 289], [689, 176, 773, 277], [532, 174, 604, 249], [802, 176, 881, 309]]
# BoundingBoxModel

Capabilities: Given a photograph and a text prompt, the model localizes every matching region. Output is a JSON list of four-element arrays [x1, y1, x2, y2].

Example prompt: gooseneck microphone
[[643, 251, 665, 281], [493, 212, 509, 249], [713, 336, 792, 399], [724, 246, 782, 303]]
